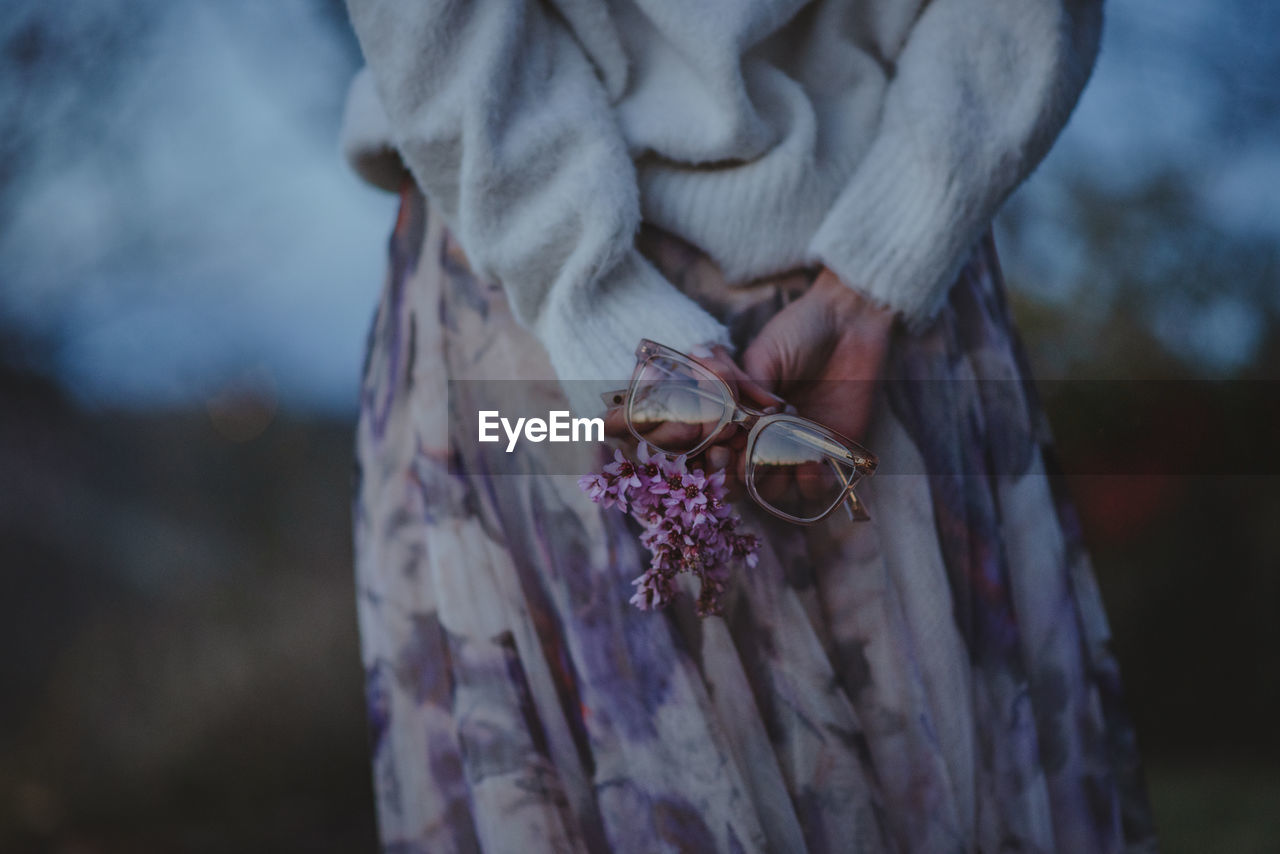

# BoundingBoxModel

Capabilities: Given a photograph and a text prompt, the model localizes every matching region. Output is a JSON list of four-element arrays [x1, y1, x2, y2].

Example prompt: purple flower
[[635, 441, 663, 480], [577, 472, 606, 499], [602, 448, 643, 491], [664, 468, 709, 514], [579, 444, 761, 617], [630, 569, 676, 611]]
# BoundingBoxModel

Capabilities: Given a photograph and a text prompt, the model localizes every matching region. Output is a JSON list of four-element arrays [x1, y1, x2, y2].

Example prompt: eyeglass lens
[[750, 420, 856, 521], [627, 355, 732, 455]]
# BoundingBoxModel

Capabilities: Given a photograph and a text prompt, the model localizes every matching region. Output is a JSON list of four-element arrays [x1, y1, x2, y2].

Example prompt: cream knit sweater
[[341, 0, 1101, 414]]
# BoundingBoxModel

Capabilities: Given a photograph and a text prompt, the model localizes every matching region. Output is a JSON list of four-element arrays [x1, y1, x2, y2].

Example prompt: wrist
[[813, 267, 896, 333]]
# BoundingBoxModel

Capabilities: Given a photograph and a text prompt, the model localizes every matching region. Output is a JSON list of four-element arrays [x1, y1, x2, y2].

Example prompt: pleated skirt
[[353, 183, 1157, 853]]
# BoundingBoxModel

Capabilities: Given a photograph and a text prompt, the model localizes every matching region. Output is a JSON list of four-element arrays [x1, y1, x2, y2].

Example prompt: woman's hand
[[740, 267, 894, 444], [603, 268, 893, 485]]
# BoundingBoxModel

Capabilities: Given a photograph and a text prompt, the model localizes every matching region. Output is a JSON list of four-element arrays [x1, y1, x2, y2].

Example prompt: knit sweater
[[341, 0, 1102, 414]]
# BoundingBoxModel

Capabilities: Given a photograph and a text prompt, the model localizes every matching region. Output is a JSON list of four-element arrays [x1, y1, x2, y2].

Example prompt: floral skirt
[[353, 184, 1157, 853]]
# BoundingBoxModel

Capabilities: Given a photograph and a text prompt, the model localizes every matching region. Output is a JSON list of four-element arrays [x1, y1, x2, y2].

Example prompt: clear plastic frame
[[602, 339, 877, 524]]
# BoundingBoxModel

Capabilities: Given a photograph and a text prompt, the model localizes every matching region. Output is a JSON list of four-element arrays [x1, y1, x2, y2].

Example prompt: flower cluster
[[579, 443, 760, 617]]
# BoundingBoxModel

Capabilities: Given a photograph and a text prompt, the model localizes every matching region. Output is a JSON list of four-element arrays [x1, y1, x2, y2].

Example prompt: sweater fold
[[342, 0, 1102, 402]]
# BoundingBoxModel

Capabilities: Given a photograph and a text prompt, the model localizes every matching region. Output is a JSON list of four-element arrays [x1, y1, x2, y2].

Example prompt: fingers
[[740, 339, 780, 394], [602, 405, 629, 438], [735, 368, 786, 412], [705, 444, 732, 474], [699, 345, 784, 411], [633, 418, 708, 450]]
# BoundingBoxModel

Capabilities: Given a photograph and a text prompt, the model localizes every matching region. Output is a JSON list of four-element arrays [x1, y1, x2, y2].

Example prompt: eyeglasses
[[602, 339, 877, 524]]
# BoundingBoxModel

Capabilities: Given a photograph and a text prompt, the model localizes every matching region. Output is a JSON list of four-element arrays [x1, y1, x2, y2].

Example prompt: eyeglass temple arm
[[833, 464, 871, 522]]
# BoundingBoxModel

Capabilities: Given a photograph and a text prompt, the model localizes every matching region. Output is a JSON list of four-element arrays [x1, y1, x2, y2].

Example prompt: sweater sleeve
[[345, 0, 731, 414], [808, 0, 1103, 325]]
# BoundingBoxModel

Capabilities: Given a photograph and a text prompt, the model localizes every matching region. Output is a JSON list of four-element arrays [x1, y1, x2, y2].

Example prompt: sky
[[1, 0, 390, 413], [1002, 0, 1280, 374], [1037, 0, 1280, 235], [0, 0, 1276, 413]]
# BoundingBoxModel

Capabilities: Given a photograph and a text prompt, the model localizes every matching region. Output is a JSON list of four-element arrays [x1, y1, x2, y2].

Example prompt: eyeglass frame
[[600, 339, 878, 525]]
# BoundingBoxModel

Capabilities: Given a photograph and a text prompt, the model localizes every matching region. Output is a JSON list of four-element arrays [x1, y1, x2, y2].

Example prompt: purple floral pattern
[[353, 185, 1157, 852]]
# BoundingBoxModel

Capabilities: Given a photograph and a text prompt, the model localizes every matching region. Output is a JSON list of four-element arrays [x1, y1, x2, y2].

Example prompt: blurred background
[[1, 0, 1277, 851]]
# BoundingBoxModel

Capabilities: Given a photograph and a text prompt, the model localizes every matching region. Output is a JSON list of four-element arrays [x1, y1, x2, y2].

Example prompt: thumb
[[738, 338, 794, 412], [741, 337, 781, 392]]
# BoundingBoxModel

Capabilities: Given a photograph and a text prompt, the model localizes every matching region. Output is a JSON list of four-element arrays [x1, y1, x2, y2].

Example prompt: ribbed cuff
[[535, 249, 731, 417], [808, 126, 988, 327]]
